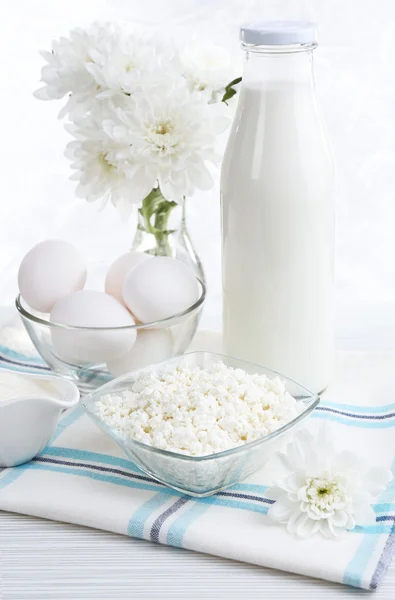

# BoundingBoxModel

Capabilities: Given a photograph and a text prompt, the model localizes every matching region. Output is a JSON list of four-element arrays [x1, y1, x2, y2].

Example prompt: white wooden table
[[1, 305, 395, 599]]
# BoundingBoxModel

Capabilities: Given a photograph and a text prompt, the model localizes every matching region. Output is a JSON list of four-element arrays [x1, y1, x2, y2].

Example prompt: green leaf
[[222, 87, 237, 104], [221, 76, 242, 104], [225, 76, 242, 90]]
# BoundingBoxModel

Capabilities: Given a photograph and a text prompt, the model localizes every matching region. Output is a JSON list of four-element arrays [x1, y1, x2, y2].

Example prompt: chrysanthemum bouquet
[[35, 22, 241, 245]]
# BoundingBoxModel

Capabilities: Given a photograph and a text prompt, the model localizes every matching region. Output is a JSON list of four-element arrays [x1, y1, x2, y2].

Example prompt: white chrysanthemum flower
[[266, 427, 392, 539], [34, 22, 127, 118], [34, 28, 95, 101], [179, 38, 236, 103], [103, 83, 230, 204], [85, 31, 158, 98], [65, 105, 137, 217]]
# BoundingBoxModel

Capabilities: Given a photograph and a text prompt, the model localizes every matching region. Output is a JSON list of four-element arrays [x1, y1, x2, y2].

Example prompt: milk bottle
[[221, 22, 334, 393]]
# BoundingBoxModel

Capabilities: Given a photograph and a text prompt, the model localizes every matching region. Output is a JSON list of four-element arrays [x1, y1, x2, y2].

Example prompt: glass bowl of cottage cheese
[[82, 352, 319, 497]]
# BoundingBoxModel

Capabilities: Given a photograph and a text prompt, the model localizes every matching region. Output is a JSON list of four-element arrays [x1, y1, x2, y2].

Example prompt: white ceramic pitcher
[[0, 370, 79, 467]]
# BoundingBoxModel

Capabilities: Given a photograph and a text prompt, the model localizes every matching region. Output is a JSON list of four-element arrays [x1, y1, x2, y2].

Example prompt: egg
[[123, 257, 200, 323], [107, 328, 173, 377], [105, 251, 152, 307], [18, 240, 87, 313], [50, 290, 136, 364]]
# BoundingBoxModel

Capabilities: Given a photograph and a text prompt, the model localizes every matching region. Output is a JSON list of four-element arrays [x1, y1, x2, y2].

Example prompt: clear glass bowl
[[82, 351, 320, 497], [15, 279, 205, 392]]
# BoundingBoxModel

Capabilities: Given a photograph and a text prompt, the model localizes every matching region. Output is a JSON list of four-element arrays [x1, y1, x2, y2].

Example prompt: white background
[[2, 4, 395, 597], [1, 0, 395, 347]]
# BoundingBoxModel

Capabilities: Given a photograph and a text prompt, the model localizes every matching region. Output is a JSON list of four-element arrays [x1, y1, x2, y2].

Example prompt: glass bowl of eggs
[[16, 240, 205, 391]]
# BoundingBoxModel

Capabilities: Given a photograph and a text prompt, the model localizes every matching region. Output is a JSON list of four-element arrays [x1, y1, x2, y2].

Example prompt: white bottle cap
[[240, 21, 317, 46]]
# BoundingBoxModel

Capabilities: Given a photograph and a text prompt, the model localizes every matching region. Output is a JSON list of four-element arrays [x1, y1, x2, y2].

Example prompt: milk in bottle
[[221, 22, 334, 393]]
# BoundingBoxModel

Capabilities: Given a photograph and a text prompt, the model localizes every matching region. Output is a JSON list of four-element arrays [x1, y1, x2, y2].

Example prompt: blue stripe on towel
[[199, 495, 269, 514], [29, 462, 184, 497], [230, 483, 268, 494], [43, 446, 142, 473], [150, 497, 189, 543], [40, 447, 271, 496], [23, 458, 395, 533], [0, 360, 49, 375], [166, 501, 210, 547], [127, 492, 173, 539], [27, 460, 273, 517], [312, 412, 395, 428], [321, 400, 395, 414], [4, 453, 395, 539], [0, 463, 31, 490], [317, 406, 395, 421], [343, 457, 395, 588], [370, 524, 395, 589], [0, 406, 83, 491], [165, 500, 395, 550], [353, 525, 394, 535], [50, 406, 84, 443], [0, 344, 44, 364], [375, 503, 395, 514]]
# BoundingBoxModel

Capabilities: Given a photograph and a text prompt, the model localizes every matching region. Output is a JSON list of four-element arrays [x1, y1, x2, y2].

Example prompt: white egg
[[18, 240, 87, 313], [50, 290, 136, 364], [107, 328, 173, 377], [123, 257, 200, 323], [105, 251, 152, 306]]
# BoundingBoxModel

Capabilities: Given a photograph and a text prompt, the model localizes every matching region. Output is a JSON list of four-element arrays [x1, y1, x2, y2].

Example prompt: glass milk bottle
[[221, 22, 334, 393]]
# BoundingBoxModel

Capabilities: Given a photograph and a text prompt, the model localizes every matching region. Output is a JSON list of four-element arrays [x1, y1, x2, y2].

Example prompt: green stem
[[138, 188, 163, 234], [138, 188, 178, 255]]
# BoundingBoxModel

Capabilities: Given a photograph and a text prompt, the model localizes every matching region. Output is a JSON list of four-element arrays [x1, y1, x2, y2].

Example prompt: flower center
[[98, 152, 116, 174], [145, 119, 178, 154], [154, 120, 174, 136], [302, 477, 348, 518], [195, 81, 207, 91]]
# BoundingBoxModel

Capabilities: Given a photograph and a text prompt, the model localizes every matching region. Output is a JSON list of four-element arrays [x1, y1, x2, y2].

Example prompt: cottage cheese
[[96, 361, 304, 456]]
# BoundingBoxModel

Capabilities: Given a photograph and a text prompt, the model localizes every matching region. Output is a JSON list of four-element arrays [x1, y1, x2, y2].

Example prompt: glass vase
[[131, 191, 205, 284]]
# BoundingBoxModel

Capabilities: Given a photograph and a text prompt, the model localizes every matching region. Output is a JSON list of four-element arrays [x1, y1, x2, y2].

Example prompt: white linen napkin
[[0, 319, 394, 590]]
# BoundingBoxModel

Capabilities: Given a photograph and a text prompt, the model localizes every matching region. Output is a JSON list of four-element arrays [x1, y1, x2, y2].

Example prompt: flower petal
[[297, 516, 321, 539], [264, 486, 284, 501], [346, 514, 356, 530], [320, 520, 335, 538], [287, 510, 307, 535], [33, 87, 53, 101], [186, 160, 213, 190], [284, 472, 307, 493], [159, 177, 185, 204], [331, 510, 349, 528], [267, 496, 296, 523]]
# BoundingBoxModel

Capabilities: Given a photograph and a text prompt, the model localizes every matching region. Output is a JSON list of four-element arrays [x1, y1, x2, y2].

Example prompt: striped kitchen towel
[[0, 319, 394, 590]]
